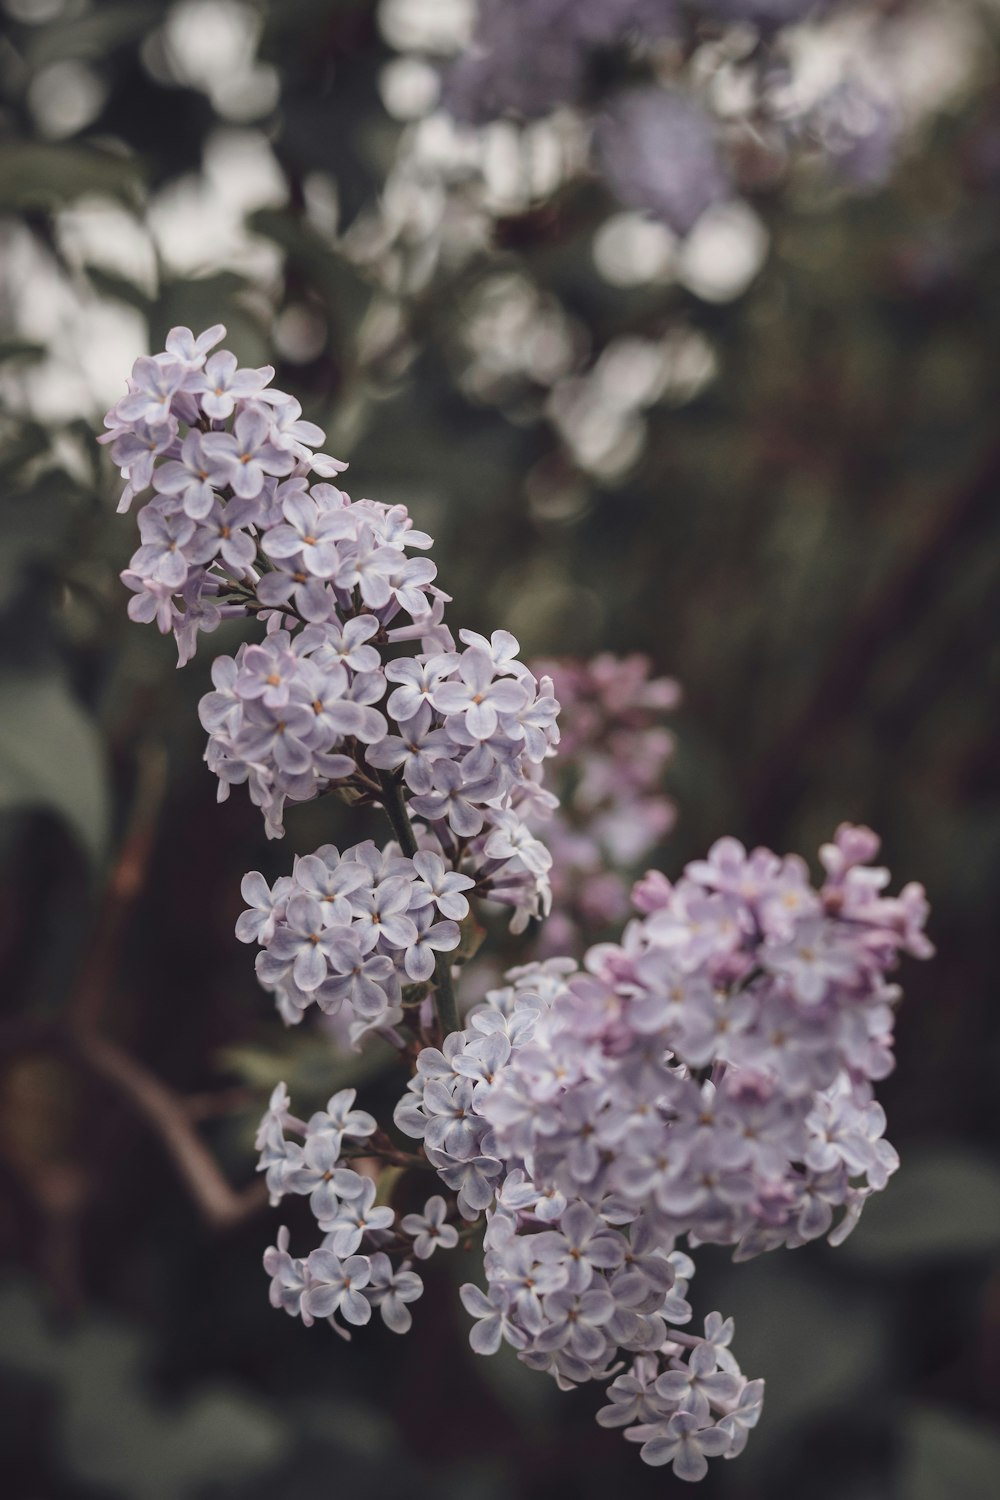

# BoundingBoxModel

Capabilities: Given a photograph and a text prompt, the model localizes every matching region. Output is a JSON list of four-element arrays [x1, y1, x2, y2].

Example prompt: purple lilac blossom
[[110, 328, 931, 1479], [529, 652, 679, 955], [595, 88, 731, 234], [442, 0, 679, 124], [388, 823, 929, 1471]]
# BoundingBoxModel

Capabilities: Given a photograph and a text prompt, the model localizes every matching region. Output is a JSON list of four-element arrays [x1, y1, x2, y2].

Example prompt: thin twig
[[70, 742, 168, 1030], [76, 1031, 268, 1232], [0, 1020, 266, 1234], [747, 441, 1000, 834]]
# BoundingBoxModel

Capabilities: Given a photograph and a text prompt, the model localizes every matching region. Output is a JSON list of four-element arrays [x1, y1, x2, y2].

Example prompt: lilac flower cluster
[[483, 826, 931, 1257], [257, 1082, 434, 1337], [391, 965, 763, 1477], [105, 327, 560, 942], [530, 653, 679, 954], [238, 841, 471, 1041], [385, 824, 929, 1475], [107, 331, 931, 1480]]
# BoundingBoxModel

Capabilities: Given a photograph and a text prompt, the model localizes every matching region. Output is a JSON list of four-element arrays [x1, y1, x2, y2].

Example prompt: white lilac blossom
[[109, 330, 932, 1478]]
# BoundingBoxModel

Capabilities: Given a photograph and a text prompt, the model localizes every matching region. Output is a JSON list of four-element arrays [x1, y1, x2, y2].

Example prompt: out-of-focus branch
[[2, 734, 267, 1237], [0, 1019, 267, 1233], [74, 1030, 267, 1231], [70, 742, 168, 1030], [747, 441, 1000, 835]]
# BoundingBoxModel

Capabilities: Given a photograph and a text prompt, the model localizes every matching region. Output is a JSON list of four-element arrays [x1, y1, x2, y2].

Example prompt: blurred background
[[1, 0, 999, 1495]]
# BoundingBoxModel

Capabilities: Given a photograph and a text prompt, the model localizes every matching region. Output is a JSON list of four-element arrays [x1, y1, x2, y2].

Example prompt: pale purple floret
[[261, 490, 355, 577], [349, 878, 419, 953], [366, 1253, 424, 1333], [202, 404, 295, 498], [262, 392, 327, 456], [152, 430, 232, 519], [403, 909, 460, 982], [459, 1281, 528, 1355], [431, 647, 529, 739], [302, 1249, 372, 1325], [263, 1226, 308, 1320], [383, 654, 458, 723], [236, 870, 286, 943], [188, 495, 261, 573], [308, 615, 382, 674], [364, 705, 453, 794], [400, 1195, 460, 1259], [324, 1176, 395, 1255], [631, 1411, 732, 1479], [458, 627, 521, 674], [111, 419, 178, 498], [267, 892, 352, 990], [541, 1285, 618, 1363], [116, 355, 188, 427], [654, 1342, 743, 1425], [410, 849, 475, 919], [189, 349, 275, 420], [234, 639, 301, 708], [254, 557, 334, 623], [281, 1134, 359, 1224], [334, 532, 406, 610], [409, 760, 502, 837], [309, 1088, 377, 1144], [235, 700, 318, 778], [164, 322, 226, 367], [131, 505, 194, 589], [321, 938, 398, 1020]]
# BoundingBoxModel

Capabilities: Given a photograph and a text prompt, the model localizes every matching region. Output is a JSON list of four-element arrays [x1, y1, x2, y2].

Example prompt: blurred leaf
[[0, 1283, 289, 1500], [220, 1031, 396, 1106], [248, 209, 372, 340], [295, 1394, 398, 1459], [712, 1253, 891, 1467], [87, 266, 153, 313], [0, 142, 143, 210], [843, 1147, 1000, 1267], [0, 339, 46, 365], [22, 4, 162, 65], [0, 672, 110, 861], [67, 1383, 288, 1500], [456, 908, 487, 967], [0, 468, 87, 610], [897, 1406, 1000, 1500], [0, 422, 49, 478]]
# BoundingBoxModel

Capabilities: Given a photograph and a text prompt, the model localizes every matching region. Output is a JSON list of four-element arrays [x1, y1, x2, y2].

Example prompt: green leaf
[[0, 339, 46, 365], [842, 1147, 1000, 1267], [897, 1406, 1000, 1500], [0, 142, 143, 211], [0, 1284, 289, 1500], [0, 673, 110, 862], [22, 4, 162, 65], [219, 1031, 397, 1113], [710, 1253, 891, 1464], [87, 266, 152, 313]]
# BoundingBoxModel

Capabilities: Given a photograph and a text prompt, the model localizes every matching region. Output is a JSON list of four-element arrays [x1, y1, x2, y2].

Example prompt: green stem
[[376, 770, 461, 1038]]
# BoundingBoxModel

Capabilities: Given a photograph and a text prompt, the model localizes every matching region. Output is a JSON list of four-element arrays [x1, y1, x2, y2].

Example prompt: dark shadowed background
[[1, 1, 999, 1497]]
